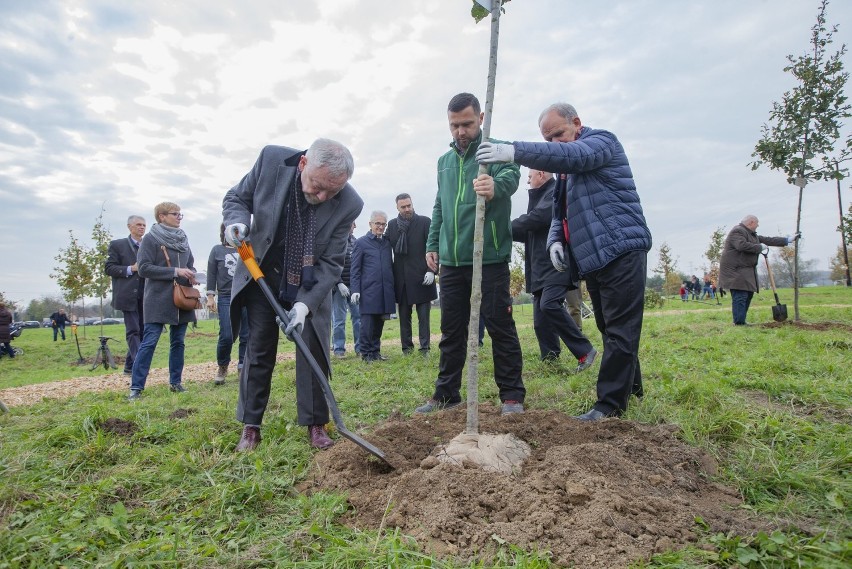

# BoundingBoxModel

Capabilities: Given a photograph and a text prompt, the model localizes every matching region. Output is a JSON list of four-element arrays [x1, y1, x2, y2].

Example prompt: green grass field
[[0, 286, 850, 567]]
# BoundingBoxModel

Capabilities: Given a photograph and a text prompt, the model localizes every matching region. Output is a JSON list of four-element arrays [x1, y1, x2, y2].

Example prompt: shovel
[[235, 241, 392, 467], [763, 253, 788, 322]]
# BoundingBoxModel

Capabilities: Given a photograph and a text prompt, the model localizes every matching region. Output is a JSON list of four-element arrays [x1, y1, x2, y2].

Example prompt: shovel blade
[[772, 303, 788, 322]]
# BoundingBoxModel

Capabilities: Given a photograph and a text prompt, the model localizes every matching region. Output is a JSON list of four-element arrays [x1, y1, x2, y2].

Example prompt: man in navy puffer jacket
[[477, 102, 652, 421]]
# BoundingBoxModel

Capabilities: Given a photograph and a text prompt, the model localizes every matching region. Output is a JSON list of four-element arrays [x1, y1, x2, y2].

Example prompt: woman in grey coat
[[128, 202, 198, 400]]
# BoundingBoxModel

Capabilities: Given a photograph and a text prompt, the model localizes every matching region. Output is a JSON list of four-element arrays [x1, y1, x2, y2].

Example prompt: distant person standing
[[512, 169, 597, 367], [49, 309, 70, 341], [105, 215, 147, 375], [350, 211, 395, 363], [718, 215, 798, 325], [331, 222, 361, 358], [206, 223, 250, 385], [128, 202, 198, 400], [385, 193, 437, 355], [0, 301, 15, 359]]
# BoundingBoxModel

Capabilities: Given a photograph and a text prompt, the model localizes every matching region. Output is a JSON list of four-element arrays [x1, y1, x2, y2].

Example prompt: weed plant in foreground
[[0, 287, 849, 567]]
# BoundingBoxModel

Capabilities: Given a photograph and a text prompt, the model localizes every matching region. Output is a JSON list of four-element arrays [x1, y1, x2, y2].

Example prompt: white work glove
[[336, 283, 350, 298], [224, 223, 249, 247], [549, 242, 568, 272], [761, 244, 770, 256], [350, 292, 360, 304], [786, 232, 801, 244], [475, 141, 515, 164], [284, 302, 309, 339], [422, 271, 435, 285]]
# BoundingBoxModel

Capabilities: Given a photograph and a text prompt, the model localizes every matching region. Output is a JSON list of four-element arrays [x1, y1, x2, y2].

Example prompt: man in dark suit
[[223, 139, 363, 452], [511, 170, 596, 368], [385, 194, 437, 355], [105, 215, 147, 374]]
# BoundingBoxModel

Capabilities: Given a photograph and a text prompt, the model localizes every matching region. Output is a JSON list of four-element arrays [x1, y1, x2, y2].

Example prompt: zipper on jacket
[[452, 151, 466, 265]]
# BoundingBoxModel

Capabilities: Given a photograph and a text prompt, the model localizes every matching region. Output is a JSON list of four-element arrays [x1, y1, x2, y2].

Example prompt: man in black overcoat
[[105, 215, 147, 374]]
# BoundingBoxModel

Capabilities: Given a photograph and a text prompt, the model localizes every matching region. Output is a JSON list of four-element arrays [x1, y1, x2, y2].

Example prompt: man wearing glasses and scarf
[[223, 139, 363, 452]]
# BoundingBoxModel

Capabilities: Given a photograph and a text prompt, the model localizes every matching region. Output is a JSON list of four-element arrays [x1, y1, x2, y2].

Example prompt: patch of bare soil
[[99, 417, 137, 437], [168, 408, 196, 420], [760, 320, 852, 332], [740, 389, 852, 424], [304, 405, 761, 568]]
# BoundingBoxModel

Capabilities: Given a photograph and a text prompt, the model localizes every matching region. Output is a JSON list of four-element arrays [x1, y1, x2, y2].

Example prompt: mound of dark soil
[[168, 408, 196, 420], [99, 417, 137, 437], [303, 405, 761, 568]]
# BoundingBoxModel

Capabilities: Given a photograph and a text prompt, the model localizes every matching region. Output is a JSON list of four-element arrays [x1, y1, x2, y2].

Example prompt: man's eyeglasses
[[166, 212, 184, 219], [371, 222, 387, 227]]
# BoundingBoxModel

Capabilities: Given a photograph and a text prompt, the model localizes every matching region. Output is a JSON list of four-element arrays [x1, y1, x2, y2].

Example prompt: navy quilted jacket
[[512, 126, 651, 276]]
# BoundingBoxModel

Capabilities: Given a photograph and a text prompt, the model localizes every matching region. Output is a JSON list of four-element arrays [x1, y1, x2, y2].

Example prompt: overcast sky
[[2, 0, 851, 307]]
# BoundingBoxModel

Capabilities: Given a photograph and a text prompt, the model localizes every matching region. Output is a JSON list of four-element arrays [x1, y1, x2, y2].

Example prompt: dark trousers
[[53, 324, 66, 341], [359, 313, 385, 359], [533, 284, 593, 360], [122, 298, 144, 372], [585, 250, 646, 415], [730, 289, 754, 325], [399, 301, 431, 352], [215, 294, 249, 367], [433, 263, 525, 404], [237, 278, 329, 427]]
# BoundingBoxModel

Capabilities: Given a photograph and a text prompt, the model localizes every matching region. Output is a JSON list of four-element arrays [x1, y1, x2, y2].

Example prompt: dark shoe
[[377, 354, 388, 361], [402, 348, 413, 356], [127, 389, 141, 401], [235, 425, 261, 452], [333, 351, 346, 358], [123, 369, 132, 377], [308, 425, 334, 449], [170, 384, 186, 393], [501, 400, 524, 415], [574, 408, 614, 421], [576, 348, 598, 373], [414, 398, 462, 414], [419, 348, 430, 356]]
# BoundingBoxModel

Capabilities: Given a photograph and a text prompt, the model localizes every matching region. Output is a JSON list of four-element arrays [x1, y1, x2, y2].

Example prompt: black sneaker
[[414, 399, 462, 414], [170, 384, 186, 393], [127, 390, 142, 401]]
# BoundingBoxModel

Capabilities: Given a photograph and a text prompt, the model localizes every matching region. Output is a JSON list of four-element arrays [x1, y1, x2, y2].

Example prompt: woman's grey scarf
[[394, 214, 410, 256], [149, 223, 190, 253]]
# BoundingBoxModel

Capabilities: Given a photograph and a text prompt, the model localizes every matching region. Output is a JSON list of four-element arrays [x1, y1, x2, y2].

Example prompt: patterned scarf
[[279, 175, 317, 303], [394, 213, 411, 256], [149, 223, 190, 253]]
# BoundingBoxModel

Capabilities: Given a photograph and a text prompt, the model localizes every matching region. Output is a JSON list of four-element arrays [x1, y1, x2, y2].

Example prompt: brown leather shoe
[[235, 425, 261, 452], [308, 425, 334, 449]]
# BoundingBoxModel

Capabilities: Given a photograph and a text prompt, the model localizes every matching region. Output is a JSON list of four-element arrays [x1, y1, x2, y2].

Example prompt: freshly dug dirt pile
[[304, 405, 760, 568]]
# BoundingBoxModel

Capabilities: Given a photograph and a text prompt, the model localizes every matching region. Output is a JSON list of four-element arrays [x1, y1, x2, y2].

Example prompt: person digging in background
[[206, 223, 250, 385], [223, 138, 363, 452], [718, 215, 799, 326]]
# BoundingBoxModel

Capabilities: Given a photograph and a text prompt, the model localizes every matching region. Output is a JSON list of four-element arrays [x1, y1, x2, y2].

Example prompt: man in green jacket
[[414, 92, 526, 415]]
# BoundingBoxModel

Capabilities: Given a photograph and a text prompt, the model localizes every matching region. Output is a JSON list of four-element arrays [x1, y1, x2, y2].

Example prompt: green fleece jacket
[[427, 131, 520, 267]]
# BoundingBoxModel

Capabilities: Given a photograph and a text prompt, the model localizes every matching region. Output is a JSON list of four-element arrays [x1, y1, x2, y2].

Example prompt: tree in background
[[51, 230, 92, 331], [652, 242, 681, 295], [837, 198, 851, 285], [86, 208, 114, 333], [509, 243, 525, 298], [704, 227, 726, 286], [760, 246, 819, 288], [829, 245, 849, 282], [750, 0, 851, 319]]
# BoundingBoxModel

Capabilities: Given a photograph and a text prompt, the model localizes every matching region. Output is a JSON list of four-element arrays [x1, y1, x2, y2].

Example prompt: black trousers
[[359, 313, 385, 358], [533, 284, 593, 360], [585, 250, 646, 415], [433, 263, 525, 404], [122, 297, 144, 372], [236, 277, 329, 427], [399, 301, 432, 352]]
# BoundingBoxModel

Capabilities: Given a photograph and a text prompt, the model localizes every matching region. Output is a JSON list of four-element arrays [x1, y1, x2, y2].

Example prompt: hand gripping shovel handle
[[236, 242, 391, 466]]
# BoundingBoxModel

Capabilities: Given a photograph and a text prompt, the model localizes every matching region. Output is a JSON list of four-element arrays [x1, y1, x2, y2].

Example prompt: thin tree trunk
[[465, 0, 501, 436], [794, 186, 802, 321], [836, 166, 851, 287]]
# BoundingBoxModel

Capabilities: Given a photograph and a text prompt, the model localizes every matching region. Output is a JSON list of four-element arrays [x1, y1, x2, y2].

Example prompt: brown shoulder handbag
[[161, 245, 202, 311]]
